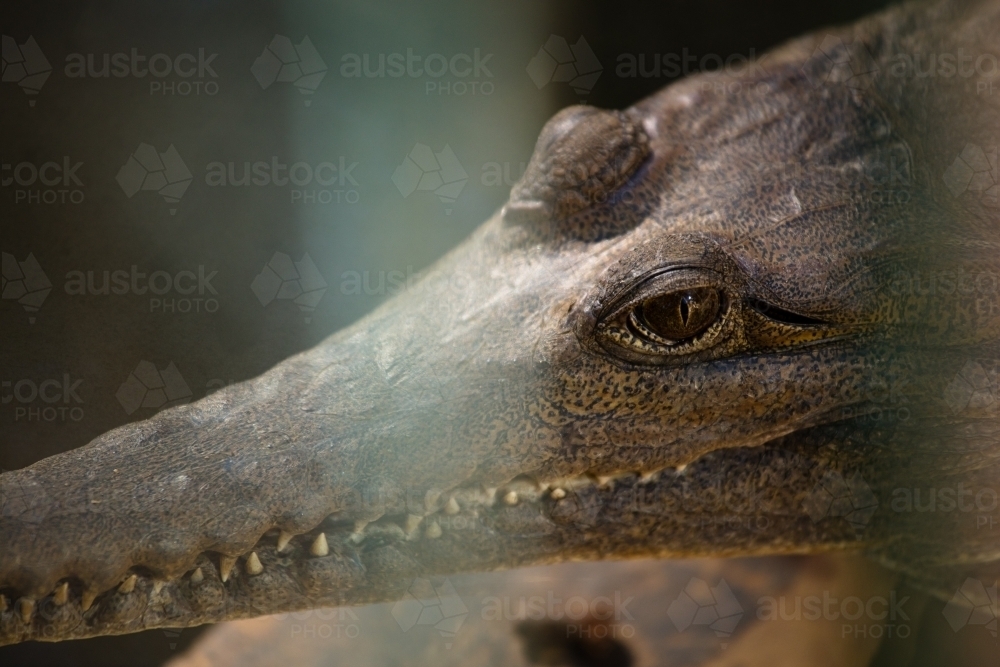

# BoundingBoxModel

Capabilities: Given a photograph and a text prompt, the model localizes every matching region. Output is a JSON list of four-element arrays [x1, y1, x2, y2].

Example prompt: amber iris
[[637, 287, 720, 341]]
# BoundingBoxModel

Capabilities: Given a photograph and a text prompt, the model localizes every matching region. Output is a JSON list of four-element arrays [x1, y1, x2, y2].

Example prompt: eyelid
[[745, 297, 828, 325], [600, 267, 724, 321], [593, 268, 733, 361]]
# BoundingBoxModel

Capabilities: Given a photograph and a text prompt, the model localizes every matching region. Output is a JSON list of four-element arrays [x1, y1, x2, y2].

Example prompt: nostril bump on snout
[[508, 105, 651, 224]]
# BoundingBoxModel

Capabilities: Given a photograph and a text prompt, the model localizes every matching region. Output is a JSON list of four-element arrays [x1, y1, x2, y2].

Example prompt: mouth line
[[3, 423, 851, 645], [0, 464, 688, 635]]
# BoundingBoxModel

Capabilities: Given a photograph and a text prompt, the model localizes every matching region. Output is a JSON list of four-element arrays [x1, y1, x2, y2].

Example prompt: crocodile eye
[[631, 287, 720, 343], [592, 269, 732, 362]]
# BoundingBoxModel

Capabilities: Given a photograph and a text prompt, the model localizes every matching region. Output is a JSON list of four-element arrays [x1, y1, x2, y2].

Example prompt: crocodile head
[[2, 0, 998, 644]]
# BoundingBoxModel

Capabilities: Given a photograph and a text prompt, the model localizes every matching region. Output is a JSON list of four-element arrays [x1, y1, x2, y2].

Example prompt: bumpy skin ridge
[[2, 0, 998, 644]]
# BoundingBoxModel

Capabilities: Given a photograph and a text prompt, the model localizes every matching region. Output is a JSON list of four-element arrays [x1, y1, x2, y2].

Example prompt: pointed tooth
[[404, 514, 423, 536], [0, 594, 8, 613], [276, 530, 294, 553], [503, 491, 519, 505], [190, 567, 204, 584], [485, 487, 498, 504], [444, 496, 460, 515], [639, 470, 659, 483], [152, 580, 165, 595], [597, 475, 613, 487], [117, 575, 137, 595], [424, 488, 442, 513], [550, 488, 566, 500], [349, 520, 369, 543], [425, 521, 442, 539], [18, 597, 34, 623], [675, 464, 688, 473], [310, 532, 329, 557], [246, 551, 264, 576], [81, 590, 97, 612], [219, 555, 237, 582], [53, 582, 69, 606]]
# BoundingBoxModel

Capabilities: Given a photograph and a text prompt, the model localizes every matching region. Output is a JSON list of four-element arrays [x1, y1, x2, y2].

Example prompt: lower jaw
[[1, 441, 863, 645]]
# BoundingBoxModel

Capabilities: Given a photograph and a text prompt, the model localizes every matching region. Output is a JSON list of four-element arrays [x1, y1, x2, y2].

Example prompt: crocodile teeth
[[219, 556, 237, 582], [18, 598, 34, 623], [424, 489, 442, 513], [81, 590, 97, 612], [276, 531, 294, 553], [444, 496, 460, 515], [503, 491, 519, 505], [0, 594, 7, 613], [425, 521, 442, 539], [404, 514, 424, 536], [551, 488, 567, 500], [349, 520, 369, 543], [152, 580, 166, 595], [246, 551, 264, 576], [118, 575, 137, 595], [310, 533, 329, 557], [190, 568, 204, 584], [53, 582, 69, 606]]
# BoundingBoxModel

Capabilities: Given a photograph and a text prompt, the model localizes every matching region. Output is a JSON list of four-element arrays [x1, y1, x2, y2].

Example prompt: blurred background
[[8, 1, 994, 665]]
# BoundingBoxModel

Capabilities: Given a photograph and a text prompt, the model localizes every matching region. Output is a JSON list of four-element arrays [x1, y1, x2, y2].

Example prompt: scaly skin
[[1, 0, 997, 645]]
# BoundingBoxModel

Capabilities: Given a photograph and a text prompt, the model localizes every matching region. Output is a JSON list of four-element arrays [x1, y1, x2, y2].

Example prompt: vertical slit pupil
[[638, 287, 720, 341]]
